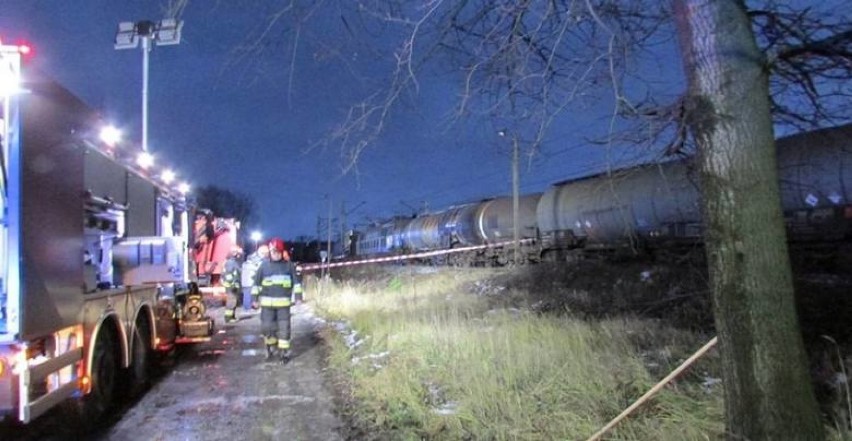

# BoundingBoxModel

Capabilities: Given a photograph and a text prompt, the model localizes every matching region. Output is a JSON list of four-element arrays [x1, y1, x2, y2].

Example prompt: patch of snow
[[432, 401, 459, 415], [701, 376, 722, 393]]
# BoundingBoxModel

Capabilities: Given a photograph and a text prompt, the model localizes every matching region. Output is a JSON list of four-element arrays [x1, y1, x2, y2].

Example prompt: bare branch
[[241, 0, 849, 173]]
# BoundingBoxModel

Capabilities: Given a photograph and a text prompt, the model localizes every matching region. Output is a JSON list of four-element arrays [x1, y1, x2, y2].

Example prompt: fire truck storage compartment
[[113, 237, 185, 285]]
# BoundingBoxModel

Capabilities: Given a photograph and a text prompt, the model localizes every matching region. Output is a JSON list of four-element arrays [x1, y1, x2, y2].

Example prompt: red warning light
[[18, 44, 31, 55]]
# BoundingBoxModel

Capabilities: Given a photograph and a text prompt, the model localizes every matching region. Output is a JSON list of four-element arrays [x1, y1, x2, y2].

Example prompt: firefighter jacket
[[252, 260, 298, 308], [222, 256, 241, 288]]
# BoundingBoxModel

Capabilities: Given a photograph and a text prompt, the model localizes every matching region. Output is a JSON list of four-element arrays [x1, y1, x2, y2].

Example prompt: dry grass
[[308, 266, 724, 440]]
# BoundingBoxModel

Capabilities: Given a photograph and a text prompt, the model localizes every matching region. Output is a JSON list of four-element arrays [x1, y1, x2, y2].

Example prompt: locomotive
[[353, 123, 852, 265]]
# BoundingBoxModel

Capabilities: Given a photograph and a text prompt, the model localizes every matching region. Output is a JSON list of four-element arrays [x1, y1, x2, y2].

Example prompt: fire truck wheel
[[129, 320, 152, 396], [83, 329, 118, 422]]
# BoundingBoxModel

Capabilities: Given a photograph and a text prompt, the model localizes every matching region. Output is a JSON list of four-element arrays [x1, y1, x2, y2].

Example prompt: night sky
[[0, 1, 844, 241]]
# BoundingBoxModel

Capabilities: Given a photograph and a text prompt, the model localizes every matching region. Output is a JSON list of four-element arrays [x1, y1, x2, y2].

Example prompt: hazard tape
[[299, 238, 534, 273]]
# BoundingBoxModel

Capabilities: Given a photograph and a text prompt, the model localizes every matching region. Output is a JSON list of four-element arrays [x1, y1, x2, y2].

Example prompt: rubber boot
[[265, 345, 277, 361], [280, 350, 292, 365]]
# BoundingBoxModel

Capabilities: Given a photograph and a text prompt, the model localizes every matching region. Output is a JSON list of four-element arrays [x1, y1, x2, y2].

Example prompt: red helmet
[[268, 237, 286, 254]]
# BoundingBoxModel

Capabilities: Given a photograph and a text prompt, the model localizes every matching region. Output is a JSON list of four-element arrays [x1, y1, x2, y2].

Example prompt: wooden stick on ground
[[585, 336, 719, 441]]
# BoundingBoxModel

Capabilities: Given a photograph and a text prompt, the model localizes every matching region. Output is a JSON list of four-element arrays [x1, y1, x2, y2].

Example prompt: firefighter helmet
[[230, 245, 243, 257], [268, 237, 286, 254]]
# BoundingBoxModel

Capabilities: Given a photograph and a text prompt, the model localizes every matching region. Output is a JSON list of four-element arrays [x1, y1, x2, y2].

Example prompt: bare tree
[[194, 185, 259, 244], [752, 1, 852, 131], [233, 0, 850, 437], [332, 0, 669, 170], [673, 1, 826, 438]]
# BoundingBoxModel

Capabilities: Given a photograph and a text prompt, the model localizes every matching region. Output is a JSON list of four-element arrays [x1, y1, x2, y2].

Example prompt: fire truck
[[192, 211, 240, 300], [0, 41, 221, 424]]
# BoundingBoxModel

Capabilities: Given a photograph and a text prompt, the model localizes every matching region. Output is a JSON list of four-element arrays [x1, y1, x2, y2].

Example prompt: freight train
[[0, 41, 230, 425], [352, 124, 852, 266]]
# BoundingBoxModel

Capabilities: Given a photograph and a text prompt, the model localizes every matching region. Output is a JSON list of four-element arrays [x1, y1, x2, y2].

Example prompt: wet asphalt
[[0, 303, 345, 441], [97, 303, 345, 441]]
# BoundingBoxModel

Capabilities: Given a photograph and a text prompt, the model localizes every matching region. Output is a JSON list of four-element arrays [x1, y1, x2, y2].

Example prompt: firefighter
[[252, 237, 299, 363], [241, 244, 269, 311], [222, 246, 243, 323]]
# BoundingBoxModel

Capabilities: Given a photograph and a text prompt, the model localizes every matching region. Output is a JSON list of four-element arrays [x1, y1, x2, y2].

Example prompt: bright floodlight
[[161, 169, 176, 183], [136, 151, 154, 169], [155, 19, 184, 46], [251, 231, 262, 242], [177, 182, 191, 194], [114, 18, 183, 152], [99, 126, 122, 147], [114, 22, 140, 49]]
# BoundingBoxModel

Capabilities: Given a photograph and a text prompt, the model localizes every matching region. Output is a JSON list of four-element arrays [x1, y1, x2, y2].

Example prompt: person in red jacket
[[251, 237, 299, 363]]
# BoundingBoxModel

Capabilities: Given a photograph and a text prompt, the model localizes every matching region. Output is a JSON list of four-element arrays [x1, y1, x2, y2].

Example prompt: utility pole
[[340, 200, 346, 255], [511, 135, 520, 265], [498, 129, 521, 265], [326, 195, 333, 275], [339, 201, 366, 256], [316, 215, 321, 256]]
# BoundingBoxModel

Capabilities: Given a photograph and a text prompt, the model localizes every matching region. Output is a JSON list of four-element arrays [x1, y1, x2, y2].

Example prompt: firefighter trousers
[[224, 287, 242, 321], [260, 305, 292, 351]]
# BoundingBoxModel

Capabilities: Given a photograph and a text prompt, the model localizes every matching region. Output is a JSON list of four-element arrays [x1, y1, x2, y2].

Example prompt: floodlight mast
[[114, 19, 183, 152]]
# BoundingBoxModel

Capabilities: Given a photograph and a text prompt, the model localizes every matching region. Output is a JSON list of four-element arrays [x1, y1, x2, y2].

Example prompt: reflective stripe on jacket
[[261, 274, 293, 288], [252, 259, 297, 304]]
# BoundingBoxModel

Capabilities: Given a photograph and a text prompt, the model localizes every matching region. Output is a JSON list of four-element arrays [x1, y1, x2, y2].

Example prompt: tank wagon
[[352, 123, 852, 266], [355, 194, 542, 265], [536, 158, 702, 258], [538, 123, 852, 257]]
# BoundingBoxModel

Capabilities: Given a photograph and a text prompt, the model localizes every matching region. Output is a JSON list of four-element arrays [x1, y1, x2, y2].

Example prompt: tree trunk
[[672, 1, 824, 439]]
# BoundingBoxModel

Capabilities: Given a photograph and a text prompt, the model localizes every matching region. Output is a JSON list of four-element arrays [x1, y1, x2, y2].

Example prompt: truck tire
[[128, 320, 152, 396], [59, 328, 119, 432], [83, 329, 118, 422]]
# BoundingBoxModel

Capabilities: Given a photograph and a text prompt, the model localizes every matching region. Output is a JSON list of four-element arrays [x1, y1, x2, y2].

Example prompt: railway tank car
[[403, 203, 479, 251], [351, 123, 851, 266], [466, 194, 542, 264], [354, 194, 543, 264], [537, 123, 852, 258], [537, 159, 702, 256], [475, 194, 542, 243], [776, 125, 852, 244]]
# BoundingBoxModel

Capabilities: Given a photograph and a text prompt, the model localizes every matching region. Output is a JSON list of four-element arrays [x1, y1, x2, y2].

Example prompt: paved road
[[99, 303, 344, 441]]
